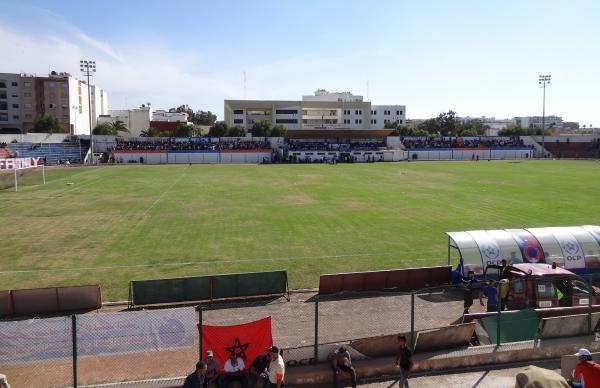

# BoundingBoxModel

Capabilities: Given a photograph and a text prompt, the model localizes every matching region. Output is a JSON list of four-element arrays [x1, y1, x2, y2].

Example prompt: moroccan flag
[[201, 316, 272, 372]]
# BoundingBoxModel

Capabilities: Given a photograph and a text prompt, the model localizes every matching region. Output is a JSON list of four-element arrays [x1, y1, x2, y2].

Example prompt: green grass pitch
[[1, 160, 599, 301]]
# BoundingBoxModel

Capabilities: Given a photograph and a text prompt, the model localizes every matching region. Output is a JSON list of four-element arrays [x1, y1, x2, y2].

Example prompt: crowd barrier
[[128, 270, 289, 308], [0, 284, 101, 317], [112, 150, 272, 164], [318, 265, 451, 295]]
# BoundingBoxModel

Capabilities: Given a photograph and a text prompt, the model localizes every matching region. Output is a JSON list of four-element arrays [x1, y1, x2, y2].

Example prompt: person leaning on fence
[[462, 270, 478, 315], [224, 352, 248, 388], [395, 335, 413, 388], [248, 352, 270, 388], [183, 361, 208, 388], [204, 350, 223, 388], [332, 346, 357, 388], [266, 346, 285, 388]]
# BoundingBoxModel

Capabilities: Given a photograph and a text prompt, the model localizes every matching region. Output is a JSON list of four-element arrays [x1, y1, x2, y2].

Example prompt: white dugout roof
[[447, 225, 600, 273]]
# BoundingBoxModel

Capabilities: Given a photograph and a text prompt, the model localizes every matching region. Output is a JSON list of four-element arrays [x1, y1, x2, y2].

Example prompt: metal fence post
[[314, 295, 319, 362], [496, 287, 502, 347], [197, 305, 203, 361], [410, 292, 415, 351], [71, 315, 78, 388], [588, 275, 593, 336]]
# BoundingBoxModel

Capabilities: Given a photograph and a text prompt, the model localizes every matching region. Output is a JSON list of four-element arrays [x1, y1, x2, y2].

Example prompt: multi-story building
[[98, 104, 152, 136], [152, 110, 189, 122], [0, 71, 107, 135], [514, 115, 563, 129], [223, 90, 406, 135]]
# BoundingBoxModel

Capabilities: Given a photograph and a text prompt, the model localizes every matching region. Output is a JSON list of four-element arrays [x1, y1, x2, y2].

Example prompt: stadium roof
[[446, 225, 600, 273]]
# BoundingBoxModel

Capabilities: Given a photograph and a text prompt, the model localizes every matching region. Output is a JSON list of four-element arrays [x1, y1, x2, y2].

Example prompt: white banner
[[549, 228, 586, 269], [0, 307, 196, 365], [468, 230, 504, 269], [0, 157, 43, 170]]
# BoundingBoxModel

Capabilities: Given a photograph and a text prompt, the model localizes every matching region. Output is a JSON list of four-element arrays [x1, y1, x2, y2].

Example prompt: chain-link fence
[[3, 274, 600, 387]]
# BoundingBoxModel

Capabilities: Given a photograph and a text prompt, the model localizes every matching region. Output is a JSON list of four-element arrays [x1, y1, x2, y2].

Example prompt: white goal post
[[0, 157, 46, 192]]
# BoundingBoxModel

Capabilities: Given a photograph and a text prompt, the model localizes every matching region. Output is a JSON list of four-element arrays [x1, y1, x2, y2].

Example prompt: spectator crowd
[[401, 136, 527, 149], [288, 140, 385, 152], [114, 139, 272, 152]]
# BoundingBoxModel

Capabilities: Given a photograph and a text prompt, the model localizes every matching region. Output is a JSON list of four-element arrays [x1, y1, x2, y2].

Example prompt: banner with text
[[0, 157, 43, 170]]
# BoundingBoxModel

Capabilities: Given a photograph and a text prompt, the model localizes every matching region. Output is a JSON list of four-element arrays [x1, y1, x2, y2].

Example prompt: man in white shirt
[[224, 352, 248, 388], [267, 346, 285, 388]]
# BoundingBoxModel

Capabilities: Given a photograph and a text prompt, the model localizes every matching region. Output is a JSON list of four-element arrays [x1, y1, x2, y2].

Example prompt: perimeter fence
[[3, 275, 600, 387]]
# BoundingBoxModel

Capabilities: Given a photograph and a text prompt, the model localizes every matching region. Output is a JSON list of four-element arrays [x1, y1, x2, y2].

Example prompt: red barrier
[[0, 284, 101, 317], [318, 266, 451, 295]]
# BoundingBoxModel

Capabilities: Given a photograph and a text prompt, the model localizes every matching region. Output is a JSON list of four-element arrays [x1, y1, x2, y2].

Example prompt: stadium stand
[[0, 142, 15, 158], [401, 136, 527, 149], [6, 142, 86, 165], [543, 139, 600, 159], [288, 140, 386, 152], [114, 138, 271, 151]]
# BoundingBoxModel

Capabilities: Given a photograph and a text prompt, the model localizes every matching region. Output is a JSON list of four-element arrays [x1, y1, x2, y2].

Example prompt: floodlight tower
[[80, 60, 96, 164], [538, 74, 551, 158]]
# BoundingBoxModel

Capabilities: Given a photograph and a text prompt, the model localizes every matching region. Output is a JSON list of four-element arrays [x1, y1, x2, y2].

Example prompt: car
[[484, 263, 600, 310]]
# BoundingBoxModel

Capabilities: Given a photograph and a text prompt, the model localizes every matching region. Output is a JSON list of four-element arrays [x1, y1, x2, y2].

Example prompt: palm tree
[[112, 120, 129, 133], [140, 127, 158, 137]]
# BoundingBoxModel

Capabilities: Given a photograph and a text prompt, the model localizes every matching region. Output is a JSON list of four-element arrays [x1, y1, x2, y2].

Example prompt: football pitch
[[1, 160, 599, 301]]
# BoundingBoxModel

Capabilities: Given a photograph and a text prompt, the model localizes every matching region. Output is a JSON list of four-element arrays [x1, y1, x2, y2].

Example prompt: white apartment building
[[224, 90, 406, 133], [98, 104, 152, 136], [0, 71, 107, 135], [515, 115, 563, 129]]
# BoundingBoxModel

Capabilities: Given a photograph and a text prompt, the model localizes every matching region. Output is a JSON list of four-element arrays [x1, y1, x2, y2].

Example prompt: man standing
[[572, 348, 600, 388], [266, 346, 285, 388], [462, 270, 478, 315], [332, 346, 357, 388], [183, 361, 208, 388], [204, 350, 222, 388], [224, 353, 248, 388], [479, 280, 498, 312], [395, 335, 413, 388], [499, 259, 511, 280], [249, 352, 270, 388]]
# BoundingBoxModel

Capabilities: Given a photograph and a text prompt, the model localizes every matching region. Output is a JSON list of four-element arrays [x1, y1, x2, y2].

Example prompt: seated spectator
[[204, 350, 223, 388], [248, 352, 270, 388], [332, 346, 357, 388], [183, 361, 208, 388], [571, 348, 600, 387], [224, 352, 248, 388]]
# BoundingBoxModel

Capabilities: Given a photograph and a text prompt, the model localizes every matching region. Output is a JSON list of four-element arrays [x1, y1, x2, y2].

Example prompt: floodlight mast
[[538, 74, 551, 158], [80, 60, 96, 164]]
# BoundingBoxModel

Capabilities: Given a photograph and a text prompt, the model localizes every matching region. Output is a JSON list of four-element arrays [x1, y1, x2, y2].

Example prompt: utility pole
[[80, 60, 96, 164], [538, 75, 551, 158]]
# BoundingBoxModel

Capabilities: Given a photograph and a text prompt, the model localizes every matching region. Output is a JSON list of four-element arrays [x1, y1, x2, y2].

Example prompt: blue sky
[[1, 0, 598, 125]]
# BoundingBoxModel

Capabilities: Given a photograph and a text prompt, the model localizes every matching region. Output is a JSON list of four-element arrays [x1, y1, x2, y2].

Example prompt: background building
[[98, 104, 152, 137], [224, 90, 406, 136], [0, 71, 107, 135], [514, 115, 563, 129]]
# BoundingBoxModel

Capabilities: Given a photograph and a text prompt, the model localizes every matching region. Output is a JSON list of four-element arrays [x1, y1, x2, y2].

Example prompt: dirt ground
[[2, 289, 475, 387]]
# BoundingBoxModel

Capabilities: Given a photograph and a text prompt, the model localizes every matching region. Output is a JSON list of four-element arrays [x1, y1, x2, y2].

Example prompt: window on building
[[355, 110, 358, 115], [60, 83, 67, 88], [61, 104, 69, 109], [275, 109, 298, 115], [0, 81, 6, 88], [24, 92, 31, 97], [359, 119, 362, 124], [275, 118, 298, 124], [359, 110, 362, 115], [400, 110, 403, 115], [355, 119, 359, 124], [233, 109, 244, 114], [0, 102, 7, 110], [48, 82, 56, 88], [24, 82, 31, 88], [373, 110, 377, 115], [24, 103, 32, 109], [11, 82, 18, 87], [0, 113, 7, 121], [0, 92, 6, 99], [233, 119, 243, 124], [373, 119, 377, 124], [399, 119, 403, 124], [12, 104, 19, 108], [13, 115, 19, 120], [49, 103, 56, 108], [396, 110, 400, 115], [11, 93, 18, 98]]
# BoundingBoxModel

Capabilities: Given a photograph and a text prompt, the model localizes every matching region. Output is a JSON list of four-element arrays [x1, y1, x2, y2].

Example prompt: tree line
[[385, 111, 489, 137]]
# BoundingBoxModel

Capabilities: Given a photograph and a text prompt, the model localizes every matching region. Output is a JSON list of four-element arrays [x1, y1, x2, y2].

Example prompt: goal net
[[0, 158, 46, 192]]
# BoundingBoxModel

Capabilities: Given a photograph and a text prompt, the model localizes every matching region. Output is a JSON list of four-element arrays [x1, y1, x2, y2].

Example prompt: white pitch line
[[0, 253, 440, 274], [142, 166, 190, 217]]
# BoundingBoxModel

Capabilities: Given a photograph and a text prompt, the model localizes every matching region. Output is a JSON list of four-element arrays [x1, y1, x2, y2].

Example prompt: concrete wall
[[538, 313, 600, 339], [112, 151, 272, 164], [407, 149, 533, 161], [0, 133, 71, 143]]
